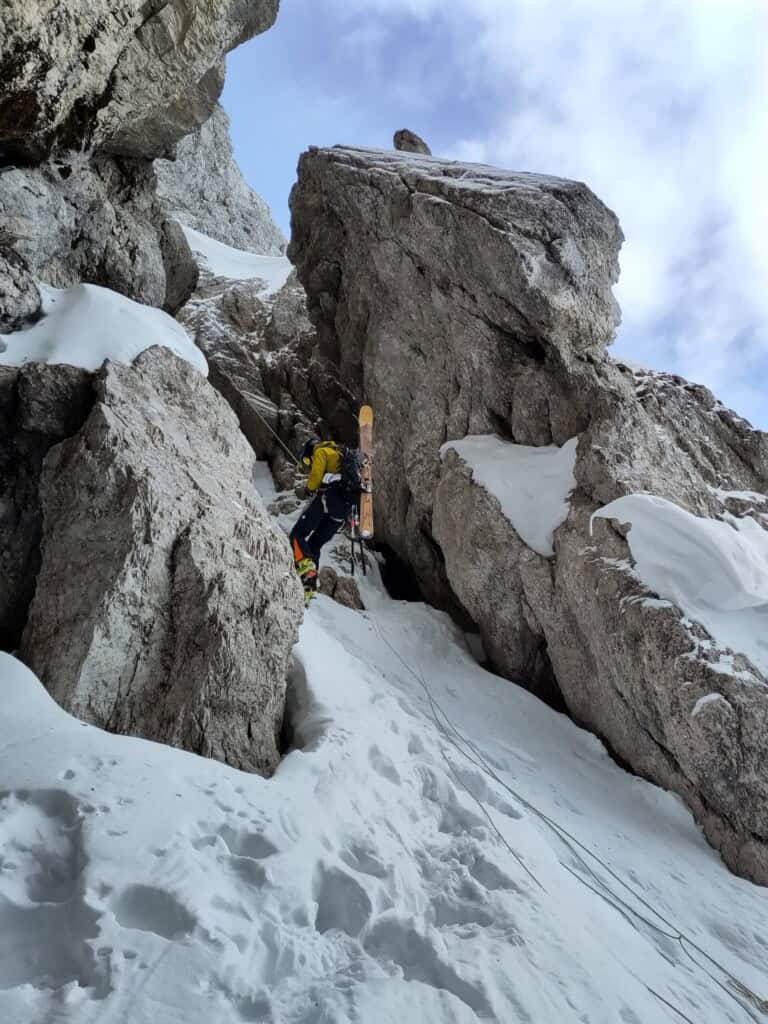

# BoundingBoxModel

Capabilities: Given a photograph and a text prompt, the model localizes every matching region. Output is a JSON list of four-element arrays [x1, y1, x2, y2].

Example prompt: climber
[[289, 437, 362, 599]]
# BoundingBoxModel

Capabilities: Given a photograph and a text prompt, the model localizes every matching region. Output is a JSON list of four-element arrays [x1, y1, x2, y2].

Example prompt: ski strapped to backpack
[[358, 405, 374, 539]]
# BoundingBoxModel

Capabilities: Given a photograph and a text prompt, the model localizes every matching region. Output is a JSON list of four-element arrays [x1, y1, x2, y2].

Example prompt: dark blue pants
[[290, 485, 353, 566]]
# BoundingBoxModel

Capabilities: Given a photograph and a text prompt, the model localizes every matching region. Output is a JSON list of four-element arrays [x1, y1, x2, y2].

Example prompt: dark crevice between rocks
[[487, 410, 516, 443], [370, 542, 423, 602], [0, 366, 96, 653], [483, 630, 567, 716]]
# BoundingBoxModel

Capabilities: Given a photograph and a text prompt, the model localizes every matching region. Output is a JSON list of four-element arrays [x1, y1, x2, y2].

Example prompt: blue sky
[[222, 0, 768, 428]]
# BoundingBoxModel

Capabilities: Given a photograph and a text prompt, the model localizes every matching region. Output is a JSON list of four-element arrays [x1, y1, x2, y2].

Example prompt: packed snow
[[593, 493, 768, 677], [0, 282, 207, 375], [709, 485, 768, 506], [2, 548, 767, 1024], [182, 225, 292, 294], [253, 460, 279, 501], [441, 435, 578, 557]]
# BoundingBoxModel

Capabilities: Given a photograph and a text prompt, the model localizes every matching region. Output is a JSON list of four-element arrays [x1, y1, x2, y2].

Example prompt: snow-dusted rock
[[319, 566, 364, 609], [156, 104, 285, 255], [0, 1, 278, 159], [289, 145, 768, 882], [177, 240, 349, 490], [21, 347, 303, 775]]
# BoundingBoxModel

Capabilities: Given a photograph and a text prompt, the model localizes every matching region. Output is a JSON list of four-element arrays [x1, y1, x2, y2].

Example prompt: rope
[[369, 615, 767, 1024], [246, 399, 300, 466]]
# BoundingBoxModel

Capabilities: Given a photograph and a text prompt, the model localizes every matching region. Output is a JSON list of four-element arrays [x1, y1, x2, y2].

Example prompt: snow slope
[[1, 560, 767, 1023], [441, 435, 578, 557], [593, 493, 768, 677], [182, 225, 292, 294], [0, 283, 207, 375]]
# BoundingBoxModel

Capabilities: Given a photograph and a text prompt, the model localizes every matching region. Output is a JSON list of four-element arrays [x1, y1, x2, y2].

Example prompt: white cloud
[[319, 0, 768, 423]]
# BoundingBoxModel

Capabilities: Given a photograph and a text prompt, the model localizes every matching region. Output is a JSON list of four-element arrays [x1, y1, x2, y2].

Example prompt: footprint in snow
[[368, 745, 402, 785], [313, 863, 372, 937], [192, 823, 278, 891], [112, 884, 196, 940], [0, 788, 108, 994]]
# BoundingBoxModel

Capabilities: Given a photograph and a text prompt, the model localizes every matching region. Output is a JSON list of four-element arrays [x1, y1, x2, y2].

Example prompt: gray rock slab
[[21, 347, 303, 775]]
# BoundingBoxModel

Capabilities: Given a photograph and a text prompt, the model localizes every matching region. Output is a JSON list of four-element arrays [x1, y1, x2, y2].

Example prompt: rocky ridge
[[288, 145, 768, 883]]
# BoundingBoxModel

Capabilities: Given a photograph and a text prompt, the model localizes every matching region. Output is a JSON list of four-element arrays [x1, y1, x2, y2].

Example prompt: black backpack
[[340, 446, 364, 493]]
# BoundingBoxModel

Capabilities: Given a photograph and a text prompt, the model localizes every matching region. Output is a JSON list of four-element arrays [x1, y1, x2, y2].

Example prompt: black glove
[[296, 484, 311, 500]]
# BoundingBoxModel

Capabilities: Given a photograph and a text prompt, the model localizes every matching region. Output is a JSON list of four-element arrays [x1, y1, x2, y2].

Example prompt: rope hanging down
[[370, 616, 767, 1024], [246, 399, 300, 466]]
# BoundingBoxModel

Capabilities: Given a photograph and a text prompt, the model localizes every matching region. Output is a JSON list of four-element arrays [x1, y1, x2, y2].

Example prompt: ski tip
[[359, 405, 373, 425]]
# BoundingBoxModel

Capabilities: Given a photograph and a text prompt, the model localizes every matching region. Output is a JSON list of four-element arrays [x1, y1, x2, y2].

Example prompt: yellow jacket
[[307, 442, 343, 493]]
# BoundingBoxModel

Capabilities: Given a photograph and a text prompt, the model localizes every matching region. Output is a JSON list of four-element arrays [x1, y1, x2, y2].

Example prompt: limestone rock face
[[288, 145, 768, 882], [0, 364, 94, 651], [0, 1, 279, 160], [393, 129, 431, 156], [178, 267, 349, 490], [0, 156, 197, 308], [155, 104, 286, 255], [289, 146, 623, 605], [0, 249, 41, 331], [21, 347, 304, 775]]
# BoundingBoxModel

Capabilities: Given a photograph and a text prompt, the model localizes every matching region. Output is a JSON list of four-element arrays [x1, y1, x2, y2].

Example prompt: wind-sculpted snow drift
[[289, 146, 768, 884]]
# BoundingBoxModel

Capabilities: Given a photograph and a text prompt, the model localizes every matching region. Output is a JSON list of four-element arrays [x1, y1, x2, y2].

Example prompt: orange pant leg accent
[[292, 537, 306, 563]]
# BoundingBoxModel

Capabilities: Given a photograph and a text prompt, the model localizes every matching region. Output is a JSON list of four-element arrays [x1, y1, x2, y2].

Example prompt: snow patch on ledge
[[441, 435, 578, 557], [182, 225, 292, 294], [692, 693, 732, 718], [0, 283, 207, 376], [592, 493, 768, 677]]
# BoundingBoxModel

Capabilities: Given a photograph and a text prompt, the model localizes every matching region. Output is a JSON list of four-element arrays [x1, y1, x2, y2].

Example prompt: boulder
[[393, 129, 431, 156], [289, 146, 623, 606], [288, 145, 768, 882], [160, 218, 199, 314], [155, 104, 286, 255], [21, 347, 304, 775], [0, 1, 279, 160], [319, 566, 364, 610]]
